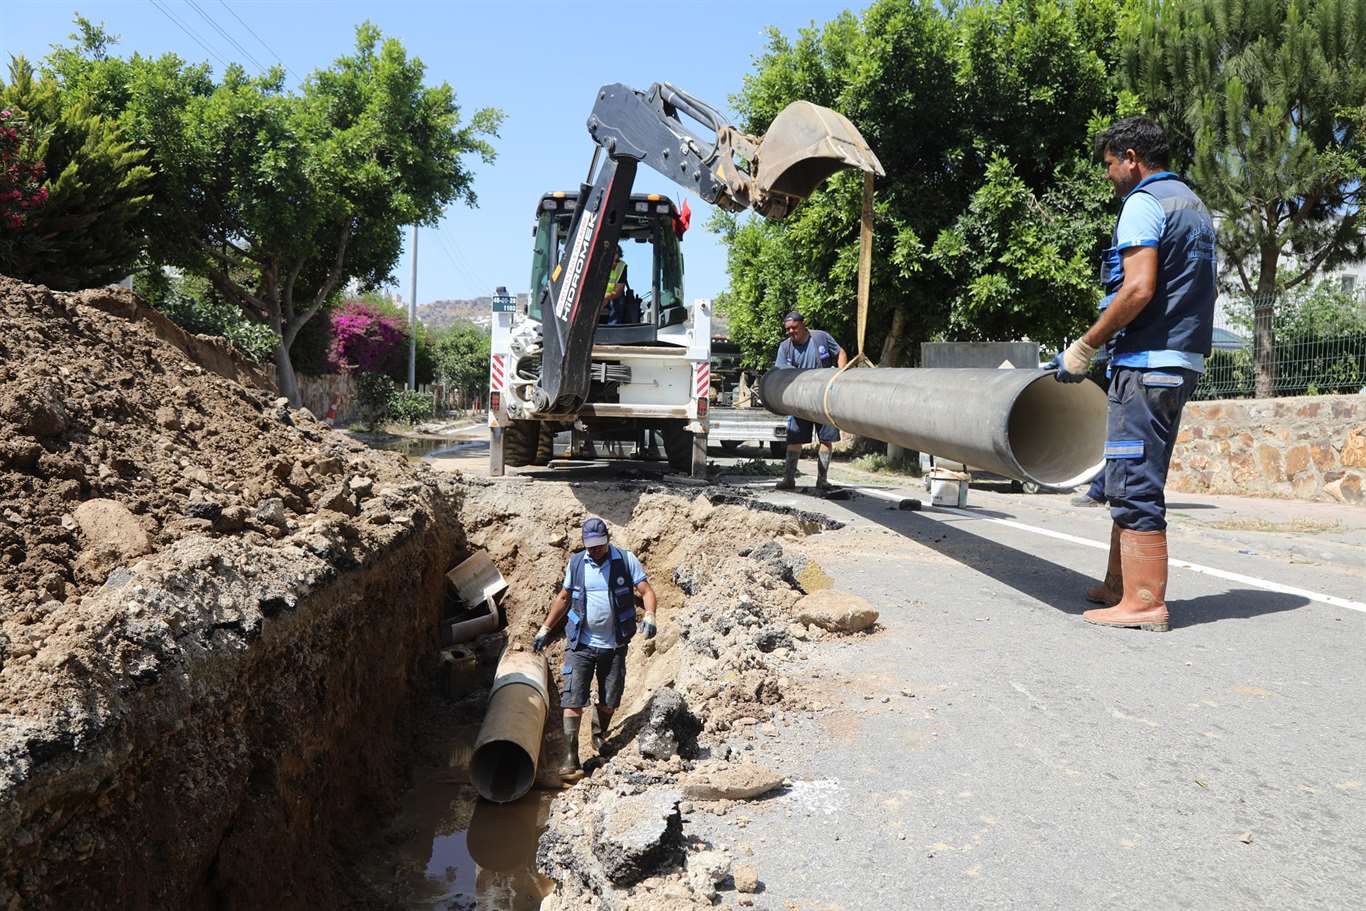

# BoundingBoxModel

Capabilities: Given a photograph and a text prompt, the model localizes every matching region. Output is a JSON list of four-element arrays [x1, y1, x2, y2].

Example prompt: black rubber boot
[[776, 450, 799, 489], [591, 707, 607, 752], [560, 715, 582, 777], [816, 448, 833, 489]]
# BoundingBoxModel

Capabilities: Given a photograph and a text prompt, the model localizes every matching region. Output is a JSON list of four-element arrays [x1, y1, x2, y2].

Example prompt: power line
[[148, 0, 229, 69], [183, 0, 268, 74], [216, 0, 298, 83], [435, 230, 491, 295]]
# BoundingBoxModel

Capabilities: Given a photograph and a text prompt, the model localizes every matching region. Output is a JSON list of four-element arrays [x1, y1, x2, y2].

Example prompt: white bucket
[[928, 469, 970, 507]]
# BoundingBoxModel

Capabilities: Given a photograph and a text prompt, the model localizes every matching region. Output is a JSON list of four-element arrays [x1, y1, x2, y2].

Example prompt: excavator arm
[[530, 82, 883, 415]]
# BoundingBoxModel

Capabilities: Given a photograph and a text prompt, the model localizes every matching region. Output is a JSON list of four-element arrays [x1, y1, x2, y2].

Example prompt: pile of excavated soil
[[0, 277, 413, 608], [0, 277, 466, 909]]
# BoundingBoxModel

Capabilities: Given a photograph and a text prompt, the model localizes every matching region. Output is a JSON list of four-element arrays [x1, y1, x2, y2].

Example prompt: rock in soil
[[733, 862, 760, 893], [638, 687, 701, 760], [593, 789, 685, 886], [680, 761, 785, 801], [685, 849, 731, 897], [794, 589, 879, 632]]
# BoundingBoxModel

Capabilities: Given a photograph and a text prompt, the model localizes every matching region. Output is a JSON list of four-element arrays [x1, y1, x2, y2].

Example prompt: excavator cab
[[528, 191, 686, 346], [493, 80, 884, 478]]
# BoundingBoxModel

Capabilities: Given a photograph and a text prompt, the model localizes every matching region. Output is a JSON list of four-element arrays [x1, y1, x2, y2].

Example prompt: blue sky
[[2, 0, 859, 307]]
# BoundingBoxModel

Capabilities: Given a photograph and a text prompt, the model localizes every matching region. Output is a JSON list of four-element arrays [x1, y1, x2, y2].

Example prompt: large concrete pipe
[[760, 368, 1107, 488], [470, 650, 549, 803]]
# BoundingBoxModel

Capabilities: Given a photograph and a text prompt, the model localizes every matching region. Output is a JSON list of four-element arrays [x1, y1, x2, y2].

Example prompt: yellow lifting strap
[[822, 171, 876, 431]]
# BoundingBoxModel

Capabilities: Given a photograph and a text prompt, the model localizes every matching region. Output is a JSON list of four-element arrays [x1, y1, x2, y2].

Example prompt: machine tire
[[768, 440, 786, 459], [534, 423, 556, 465], [720, 439, 742, 452], [502, 420, 540, 468], [662, 421, 694, 473]]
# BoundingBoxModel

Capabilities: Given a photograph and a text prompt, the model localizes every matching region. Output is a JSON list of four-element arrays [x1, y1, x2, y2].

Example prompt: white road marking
[[852, 487, 1366, 614]]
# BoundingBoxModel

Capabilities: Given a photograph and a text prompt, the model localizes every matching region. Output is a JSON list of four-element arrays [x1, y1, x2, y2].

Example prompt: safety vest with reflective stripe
[[565, 546, 637, 648]]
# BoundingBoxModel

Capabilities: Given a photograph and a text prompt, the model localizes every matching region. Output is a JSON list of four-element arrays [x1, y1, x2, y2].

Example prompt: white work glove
[[1053, 339, 1096, 383], [532, 625, 551, 653]]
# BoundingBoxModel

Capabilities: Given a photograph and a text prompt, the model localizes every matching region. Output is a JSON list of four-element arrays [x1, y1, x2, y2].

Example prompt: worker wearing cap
[[773, 311, 847, 489], [1053, 116, 1216, 633], [533, 516, 656, 776]]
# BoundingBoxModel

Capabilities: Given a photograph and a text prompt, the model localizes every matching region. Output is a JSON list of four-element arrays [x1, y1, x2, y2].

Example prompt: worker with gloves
[[772, 311, 848, 489], [533, 516, 656, 776], [1053, 116, 1216, 633]]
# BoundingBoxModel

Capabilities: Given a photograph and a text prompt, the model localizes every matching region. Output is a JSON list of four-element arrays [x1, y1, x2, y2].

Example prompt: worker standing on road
[[1053, 116, 1216, 633], [773, 311, 848, 490], [533, 516, 657, 777]]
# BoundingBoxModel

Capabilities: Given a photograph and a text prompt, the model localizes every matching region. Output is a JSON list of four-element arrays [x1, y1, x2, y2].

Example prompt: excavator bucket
[[753, 101, 885, 216]]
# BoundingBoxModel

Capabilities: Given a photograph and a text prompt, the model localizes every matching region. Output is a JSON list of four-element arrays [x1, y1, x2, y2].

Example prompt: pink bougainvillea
[[326, 299, 409, 376], [0, 111, 48, 233]]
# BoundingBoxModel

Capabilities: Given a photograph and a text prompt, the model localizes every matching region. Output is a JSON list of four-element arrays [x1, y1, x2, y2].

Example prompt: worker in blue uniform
[[533, 516, 657, 776], [1053, 116, 1217, 633], [772, 311, 848, 489]]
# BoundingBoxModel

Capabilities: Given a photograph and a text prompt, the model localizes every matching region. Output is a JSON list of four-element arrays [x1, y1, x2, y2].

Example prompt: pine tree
[[0, 57, 153, 289], [1120, 0, 1366, 396]]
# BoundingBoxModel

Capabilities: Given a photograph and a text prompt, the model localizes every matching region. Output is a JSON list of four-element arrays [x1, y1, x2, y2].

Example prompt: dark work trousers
[[1085, 469, 1106, 503], [1103, 367, 1199, 531]]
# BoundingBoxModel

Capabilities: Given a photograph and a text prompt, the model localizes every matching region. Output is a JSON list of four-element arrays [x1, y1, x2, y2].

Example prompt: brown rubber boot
[[1085, 523, 1123, 606], [1083, 529, 1169, 632]]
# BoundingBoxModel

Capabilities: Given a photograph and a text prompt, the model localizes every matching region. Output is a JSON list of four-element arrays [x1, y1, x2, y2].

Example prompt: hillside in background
[[418, 293, 528, 332]]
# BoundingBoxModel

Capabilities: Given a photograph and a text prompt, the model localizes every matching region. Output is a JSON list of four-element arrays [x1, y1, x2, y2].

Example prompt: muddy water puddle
[[367, 723, 554, 910], [366, 435, 489, 461]]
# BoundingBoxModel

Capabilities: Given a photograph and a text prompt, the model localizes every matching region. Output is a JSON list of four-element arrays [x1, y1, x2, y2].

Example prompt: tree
[[1120, 0, 1366, 396], [932, 155, 1114, 344], [0, 56, 151, 287], [720, 0, 1120, 369], [720, 2, 961, 370], [433, 322, 491, 405], [47, 21, 501, 404], [138, 267, 280, 364]]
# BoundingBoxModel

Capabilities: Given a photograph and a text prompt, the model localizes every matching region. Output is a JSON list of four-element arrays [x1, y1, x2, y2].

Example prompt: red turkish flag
[[673, 198, 692, 238]]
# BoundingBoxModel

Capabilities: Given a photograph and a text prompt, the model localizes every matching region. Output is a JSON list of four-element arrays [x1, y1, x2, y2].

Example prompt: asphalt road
[[684, 471, 1366, 911], [409, 430, 1365, 908]]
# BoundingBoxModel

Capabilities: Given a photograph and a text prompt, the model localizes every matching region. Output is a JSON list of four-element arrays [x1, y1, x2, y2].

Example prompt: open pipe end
[[471, 739, 536, 804], [1006, 374, 1108, 488]]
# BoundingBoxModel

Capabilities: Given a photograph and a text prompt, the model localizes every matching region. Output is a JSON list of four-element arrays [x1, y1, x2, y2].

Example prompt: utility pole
[[408, 224, 418, 390]]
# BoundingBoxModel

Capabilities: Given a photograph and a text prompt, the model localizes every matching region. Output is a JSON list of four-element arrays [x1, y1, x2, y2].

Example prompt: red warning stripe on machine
[[692, 361, 710, 399], [490, 355, 505, 392]]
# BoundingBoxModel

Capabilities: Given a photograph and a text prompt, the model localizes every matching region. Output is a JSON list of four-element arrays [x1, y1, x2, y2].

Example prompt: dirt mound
[[0, 277, 464, 908], [0, 278, 406, 609]]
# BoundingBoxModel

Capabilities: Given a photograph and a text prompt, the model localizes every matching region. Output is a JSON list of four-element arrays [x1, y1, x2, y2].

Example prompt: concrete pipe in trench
[[470, 649, 550, 803], [759, 367, 1107, 489]]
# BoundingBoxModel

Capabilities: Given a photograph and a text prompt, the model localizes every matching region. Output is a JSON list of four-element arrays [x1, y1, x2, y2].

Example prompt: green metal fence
[[1194, 288, 1366, 399], [1196, 332, 1366, 399]]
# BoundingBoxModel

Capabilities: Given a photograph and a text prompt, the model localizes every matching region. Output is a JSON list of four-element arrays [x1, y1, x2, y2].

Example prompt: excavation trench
[[0, 278, 838, 909], [346, 477, 835, 909]]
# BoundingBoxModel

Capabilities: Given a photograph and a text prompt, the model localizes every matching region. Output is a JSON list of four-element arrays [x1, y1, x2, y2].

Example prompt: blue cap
[[582, 516, 610, 547]]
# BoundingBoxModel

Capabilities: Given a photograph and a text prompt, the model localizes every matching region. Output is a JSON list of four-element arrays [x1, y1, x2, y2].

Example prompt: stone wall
[[1169, 394, 1366, 504], [298, 372, 357, 427]]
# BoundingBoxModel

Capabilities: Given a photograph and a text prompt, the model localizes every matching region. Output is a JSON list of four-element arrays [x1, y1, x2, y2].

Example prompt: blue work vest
[[1104, 174, 1217, 358], [565, 546, 637, 649]]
